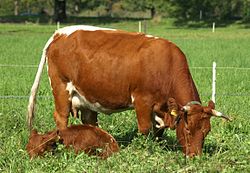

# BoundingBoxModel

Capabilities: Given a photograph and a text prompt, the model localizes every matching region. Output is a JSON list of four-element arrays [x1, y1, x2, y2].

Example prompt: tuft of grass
[[0, 21, 249, 172]]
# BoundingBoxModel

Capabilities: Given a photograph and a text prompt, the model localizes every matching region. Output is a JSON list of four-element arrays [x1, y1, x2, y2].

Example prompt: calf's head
[[176, 100, 231, 157], [26, 129, 58, 158]]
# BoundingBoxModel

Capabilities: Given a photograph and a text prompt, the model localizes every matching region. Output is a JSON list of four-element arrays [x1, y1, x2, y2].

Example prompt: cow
[[26, 124, 119, 159], [27, 25, 231, 157]]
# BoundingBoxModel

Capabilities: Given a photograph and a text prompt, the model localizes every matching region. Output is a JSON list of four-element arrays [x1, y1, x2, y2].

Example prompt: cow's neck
[[171, 69, 201, 106]]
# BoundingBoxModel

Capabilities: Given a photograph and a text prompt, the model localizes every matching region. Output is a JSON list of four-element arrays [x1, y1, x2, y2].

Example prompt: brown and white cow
[[28, 25, 230, 157]]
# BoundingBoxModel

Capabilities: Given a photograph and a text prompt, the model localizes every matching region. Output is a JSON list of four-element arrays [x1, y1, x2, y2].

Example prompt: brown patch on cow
[[26, 125, 119, 159]]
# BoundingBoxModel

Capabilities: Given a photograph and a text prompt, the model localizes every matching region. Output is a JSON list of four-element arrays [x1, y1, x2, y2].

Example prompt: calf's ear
[[208, 100, 215, 109], [31, 129, 38, 135]]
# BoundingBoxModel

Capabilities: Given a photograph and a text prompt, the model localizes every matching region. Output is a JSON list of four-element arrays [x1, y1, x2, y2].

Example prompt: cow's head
[[155, 98, 231, 157], [175, 100, 231, 157]]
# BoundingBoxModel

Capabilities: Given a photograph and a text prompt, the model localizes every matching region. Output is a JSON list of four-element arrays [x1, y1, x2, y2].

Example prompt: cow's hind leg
[[49, 77, 71, 130], [53, 83, 71, 130]]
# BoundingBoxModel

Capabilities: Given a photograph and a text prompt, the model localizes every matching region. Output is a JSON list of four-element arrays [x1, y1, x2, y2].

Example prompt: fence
[[1, 62, 250, 101]]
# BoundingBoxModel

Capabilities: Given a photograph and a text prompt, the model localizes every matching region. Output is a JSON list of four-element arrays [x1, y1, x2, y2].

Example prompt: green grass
[[0, 20, 250, 172]]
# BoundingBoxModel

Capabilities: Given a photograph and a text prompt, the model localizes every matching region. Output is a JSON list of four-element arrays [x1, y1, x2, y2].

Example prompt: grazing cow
[[26, 125, 119, 159], [28, 25, 230, 156]]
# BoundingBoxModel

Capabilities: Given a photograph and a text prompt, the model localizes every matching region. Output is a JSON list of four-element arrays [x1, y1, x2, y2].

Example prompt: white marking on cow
[[66, 82, 131, 114], [66, 82, 76, 97], [131, 95, 135, 104], [146, 34, 159, 39], [71, 96, 81, 111], [56, 25, 116, 36], [155, 115, 165, 128]]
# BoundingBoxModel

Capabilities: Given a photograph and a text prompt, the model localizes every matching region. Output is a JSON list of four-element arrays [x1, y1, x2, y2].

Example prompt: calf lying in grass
[[26, 125, 119, 159]]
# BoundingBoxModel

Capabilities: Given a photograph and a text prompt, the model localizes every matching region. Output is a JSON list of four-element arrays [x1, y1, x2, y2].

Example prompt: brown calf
[[26, 125, 119, 159]]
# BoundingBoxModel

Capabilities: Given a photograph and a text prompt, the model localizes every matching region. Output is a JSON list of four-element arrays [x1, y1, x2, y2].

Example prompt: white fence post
[[57, 21, 60, 30], [139, 21, 142, 32], [200, 10, 202, 20], [212, 22, 215, 33], [212, 62, 216, 103]]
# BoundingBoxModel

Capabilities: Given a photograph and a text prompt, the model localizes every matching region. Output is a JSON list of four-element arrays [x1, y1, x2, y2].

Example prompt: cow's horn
[[212, 109, 232, 121], [182, 101, 201, 112], [182, 105, 191, 112], [155, 115, 165, 128]]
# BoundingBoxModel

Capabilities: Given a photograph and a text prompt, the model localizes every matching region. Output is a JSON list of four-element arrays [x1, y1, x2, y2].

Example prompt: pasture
[[0, 20, 250, 172]]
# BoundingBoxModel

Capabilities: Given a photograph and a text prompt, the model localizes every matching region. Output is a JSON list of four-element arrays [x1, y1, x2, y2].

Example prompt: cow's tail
[[27, 35, 54, 130]]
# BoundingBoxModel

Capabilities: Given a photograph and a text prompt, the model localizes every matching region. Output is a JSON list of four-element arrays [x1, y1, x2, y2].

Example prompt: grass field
[[0, 20, 250, 172]]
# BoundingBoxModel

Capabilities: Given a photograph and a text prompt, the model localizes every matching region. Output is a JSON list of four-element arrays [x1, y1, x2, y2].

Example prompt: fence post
[[139, 21, 142, 32], [212, 62, 216, 103], [212, 22, 215, 33], [57, 21, 60, 30]]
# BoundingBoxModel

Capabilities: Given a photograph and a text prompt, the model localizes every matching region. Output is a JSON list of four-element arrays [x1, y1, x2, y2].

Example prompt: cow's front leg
[[134, 97, 153, 135], [81, 108, 98, 126]]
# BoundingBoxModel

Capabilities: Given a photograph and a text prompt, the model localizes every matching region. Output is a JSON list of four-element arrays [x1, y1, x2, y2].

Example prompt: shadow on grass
[[203, 142, 230, 156], [114, 128, 138, 147], [114, 128, 229, 156]]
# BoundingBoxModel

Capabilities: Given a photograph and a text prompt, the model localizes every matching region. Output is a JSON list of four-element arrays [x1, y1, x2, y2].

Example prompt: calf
[[26, 125, 119, 159]]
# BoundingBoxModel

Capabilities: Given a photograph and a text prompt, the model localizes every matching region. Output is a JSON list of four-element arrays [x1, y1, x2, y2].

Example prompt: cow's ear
[[31, 129, 38, 136], [167, 98, 178, 109], [203, 107, 213, 118], [167, 98, 176, 105], [208, 100, 215, 109]]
